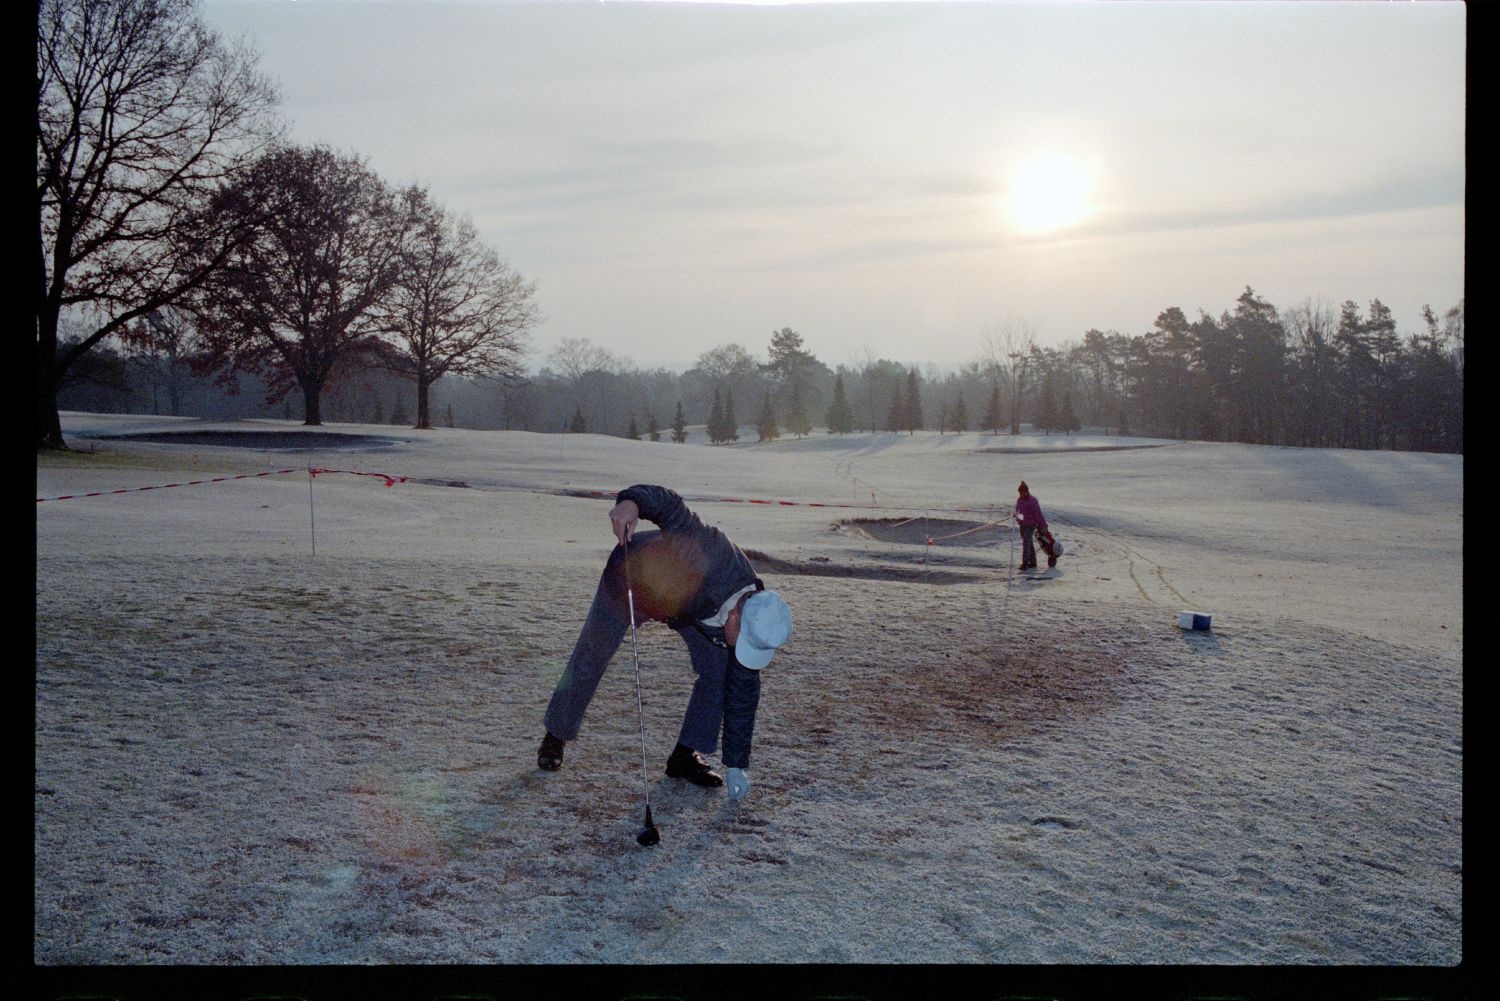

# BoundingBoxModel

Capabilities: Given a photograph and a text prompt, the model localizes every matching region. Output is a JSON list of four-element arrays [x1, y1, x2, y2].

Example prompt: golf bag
[[1036, 526, 1062, 561]]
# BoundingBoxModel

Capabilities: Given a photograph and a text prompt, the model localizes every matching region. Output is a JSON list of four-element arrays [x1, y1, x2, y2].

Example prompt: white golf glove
[[726, 767, 750, 802]]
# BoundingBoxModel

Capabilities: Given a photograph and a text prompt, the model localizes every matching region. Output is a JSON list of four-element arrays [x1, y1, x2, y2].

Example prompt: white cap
[[735, 590, 792, 670]]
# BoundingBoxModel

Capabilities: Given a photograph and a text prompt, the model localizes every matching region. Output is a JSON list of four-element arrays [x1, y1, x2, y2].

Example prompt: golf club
[[623, 539, 661, 847]]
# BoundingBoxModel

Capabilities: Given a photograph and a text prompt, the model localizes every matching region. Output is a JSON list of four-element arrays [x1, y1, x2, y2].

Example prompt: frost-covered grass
[[36, 412, 1461, 971]]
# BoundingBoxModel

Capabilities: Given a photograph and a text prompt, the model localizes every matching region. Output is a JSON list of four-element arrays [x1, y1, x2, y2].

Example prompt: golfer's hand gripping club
[[610, 498, 640, 544], [726, 767, 749, 802]]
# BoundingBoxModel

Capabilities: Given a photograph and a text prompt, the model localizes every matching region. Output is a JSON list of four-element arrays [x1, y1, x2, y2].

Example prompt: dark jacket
[[617, 484, 761, 625], [1016, 493, 1047, 529], [617, 484, 763, 769]]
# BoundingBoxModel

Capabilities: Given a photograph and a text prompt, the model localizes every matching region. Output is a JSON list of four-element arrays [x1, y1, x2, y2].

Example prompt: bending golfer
[[537, 484, 792, 802]]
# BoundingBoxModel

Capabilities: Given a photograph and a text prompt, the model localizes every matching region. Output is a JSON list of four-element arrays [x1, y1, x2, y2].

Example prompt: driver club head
[[636, 805, 660, 847]]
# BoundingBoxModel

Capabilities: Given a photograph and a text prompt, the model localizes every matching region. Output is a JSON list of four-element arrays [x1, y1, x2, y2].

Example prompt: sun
[[1005, 153, 1097, 235]]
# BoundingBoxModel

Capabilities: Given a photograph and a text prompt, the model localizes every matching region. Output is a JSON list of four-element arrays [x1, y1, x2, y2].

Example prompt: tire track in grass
[[1064, 524, 1187, 608], [1051, 513, 1191, 609]]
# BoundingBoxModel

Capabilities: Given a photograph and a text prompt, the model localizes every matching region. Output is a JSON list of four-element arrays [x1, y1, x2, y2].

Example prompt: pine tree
[[672, 400, 688, 444], [951, 391, 969, 432], [708, 387, 726, 444], [391, 395, 410, 426], [646, 411, 661, 442], [445, 403, 456, 428], [903, 369, 923, 434], [886, 387, 904, 432], [786, 378, 811, 437], [982, 382, 1002, 434], [625, 416, 640, 440], [1060, 391, 1079, 433], [569, 404, 588, 433], [825, 372, 854, 433], [1035, 375, 1057, 433], [756, 391, 779, 441], [724, 390, 739, 442]]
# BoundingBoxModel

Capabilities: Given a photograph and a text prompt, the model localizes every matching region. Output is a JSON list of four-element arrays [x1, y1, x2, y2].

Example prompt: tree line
[[477, 290, 1459, 454], [39, 2, 1462, 456], [68, 289, 1461, 457]]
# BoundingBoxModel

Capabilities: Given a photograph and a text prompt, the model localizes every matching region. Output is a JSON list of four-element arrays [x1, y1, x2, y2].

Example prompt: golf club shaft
[[623, 539, 652, 814]]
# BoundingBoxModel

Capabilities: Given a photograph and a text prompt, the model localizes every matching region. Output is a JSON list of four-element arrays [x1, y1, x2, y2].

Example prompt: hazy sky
[[201, 0, 1466, 372]]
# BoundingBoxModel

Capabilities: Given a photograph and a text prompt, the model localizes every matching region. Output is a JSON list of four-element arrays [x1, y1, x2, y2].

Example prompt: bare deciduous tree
[[546, 336, 624, 430], [1284, 298, 1339, 448], [196, 144, 411, 425], [979, 317, 1038, 434], [548, 337, 619, 385], [119, 306, 197, 415], [691, 343, 757, 384], [682, 342, 762, 427], [36, 0, 280, 448], [382, 190, 538, 429]]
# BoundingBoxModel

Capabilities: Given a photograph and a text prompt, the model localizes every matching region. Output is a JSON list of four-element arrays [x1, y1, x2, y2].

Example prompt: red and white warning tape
[[562, 488, 1010, 518], [869, 512, 1014, 547], [924, 519, 1012, 542], [308, 468, 408, 488], [37, 467, 407, 503], [40, 473, 1001, 525]]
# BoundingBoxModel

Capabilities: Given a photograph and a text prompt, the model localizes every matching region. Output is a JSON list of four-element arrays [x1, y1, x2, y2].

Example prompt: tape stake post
[[307, 461, 317, 556], [924, 511, 931, 581], [997, 511, 1016, 650]]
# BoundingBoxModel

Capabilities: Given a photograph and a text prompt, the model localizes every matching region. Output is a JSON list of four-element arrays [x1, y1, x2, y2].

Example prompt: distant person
[[537, 485, 792, 803], [1014, 480, 1056, 571]]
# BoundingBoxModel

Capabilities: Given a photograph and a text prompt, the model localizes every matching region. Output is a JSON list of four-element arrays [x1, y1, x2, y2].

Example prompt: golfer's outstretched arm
[[615, 485, 698, 538], [721, 660, 761, 770]]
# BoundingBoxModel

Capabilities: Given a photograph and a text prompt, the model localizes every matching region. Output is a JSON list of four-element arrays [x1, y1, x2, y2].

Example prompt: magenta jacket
[[1016, 493, 1047, 529]]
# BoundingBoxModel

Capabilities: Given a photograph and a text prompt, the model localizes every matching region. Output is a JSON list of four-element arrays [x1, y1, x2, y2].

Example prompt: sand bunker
[[741, 518, 1015, 583], [976, 443, 1169, 455], [743, 548, 986, 584]]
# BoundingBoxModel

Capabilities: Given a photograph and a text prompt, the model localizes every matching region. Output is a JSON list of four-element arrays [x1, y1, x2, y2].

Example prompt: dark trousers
[[1020, 524, 1037, 567], [543, 535, 732, 755]]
